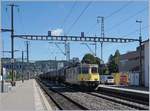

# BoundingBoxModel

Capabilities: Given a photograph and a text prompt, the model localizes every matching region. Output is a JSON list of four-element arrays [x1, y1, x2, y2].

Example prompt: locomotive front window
[[79, 67, 89, 74], [91, 67, 98, 73], [107, 76, 113, 79]]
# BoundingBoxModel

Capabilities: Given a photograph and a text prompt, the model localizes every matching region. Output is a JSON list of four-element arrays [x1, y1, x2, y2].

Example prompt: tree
[[108, 61, 118, 73], [95, 57, 101, 65], [114, 49, 120, 65], [82, 53, 103, 75], [108, 54, 113, 63], [81, 53, 101, 65], [103, 66, 109, 74], [107, 50, 120, 73]]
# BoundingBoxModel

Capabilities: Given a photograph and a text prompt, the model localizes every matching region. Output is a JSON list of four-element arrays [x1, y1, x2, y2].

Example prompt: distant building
[[1, 58, 69, 79], [1, 58, 35, 80], [69, 57, 80, 63], [119, 39, 149, 87], [119, 51, 144, 73], [34, 60, 68, 73]]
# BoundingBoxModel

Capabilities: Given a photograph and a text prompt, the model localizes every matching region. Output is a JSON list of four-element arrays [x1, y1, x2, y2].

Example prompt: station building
[[119, 39, 149, 87]]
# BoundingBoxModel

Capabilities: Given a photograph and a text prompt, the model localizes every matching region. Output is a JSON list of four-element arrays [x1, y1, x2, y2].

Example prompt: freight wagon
[[39, 63, 100, 87]]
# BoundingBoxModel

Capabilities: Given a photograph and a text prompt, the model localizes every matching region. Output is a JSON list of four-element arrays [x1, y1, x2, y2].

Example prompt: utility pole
[[97, 16, 105, 76], [26, 41, 30, 63], [95, 34, 97, 57], [136, 20, 143, 86], [55, 56, 58, 83], [97, 16, 105, 61], [65, 42, 70, 61], [8, 4, 18, 86], [1, 61, 4, 93], [25, 41, 30, 79], [1, 31, 4, 92], [95, 42, 97, 57], [22, 50, 24, 83]]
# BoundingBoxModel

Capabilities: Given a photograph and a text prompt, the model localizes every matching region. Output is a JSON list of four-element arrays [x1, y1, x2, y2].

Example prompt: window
[[79, 67, 89, 74], [107, 76, 113, 79], [91, 67, 98, 73]]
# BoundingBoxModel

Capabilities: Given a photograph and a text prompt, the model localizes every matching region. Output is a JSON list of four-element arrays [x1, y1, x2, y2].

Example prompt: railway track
[[36, 79, 88, 110], [70, 85, 149, 110], [60, 83, 149, 110], [86, 92, 149, 110], [96, 87, 149, 105], [37, 79, 149, 110]]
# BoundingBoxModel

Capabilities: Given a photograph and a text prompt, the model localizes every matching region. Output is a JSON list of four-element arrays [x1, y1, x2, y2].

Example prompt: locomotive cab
[[78, 64, 100, 86]]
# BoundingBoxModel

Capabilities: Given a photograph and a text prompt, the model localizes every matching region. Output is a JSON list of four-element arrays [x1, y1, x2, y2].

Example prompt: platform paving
[[0, 79, 52, 111]]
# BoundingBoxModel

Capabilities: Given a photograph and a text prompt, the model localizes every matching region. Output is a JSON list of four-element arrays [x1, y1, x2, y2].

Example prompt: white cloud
[[51, 28, 63, 36]]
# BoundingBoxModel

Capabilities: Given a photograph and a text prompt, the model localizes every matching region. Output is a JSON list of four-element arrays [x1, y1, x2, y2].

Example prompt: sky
[[1, 0, 149, 63]]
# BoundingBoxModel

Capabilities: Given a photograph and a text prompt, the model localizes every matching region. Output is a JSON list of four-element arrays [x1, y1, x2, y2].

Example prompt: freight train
[[39, 63, 100, 86]]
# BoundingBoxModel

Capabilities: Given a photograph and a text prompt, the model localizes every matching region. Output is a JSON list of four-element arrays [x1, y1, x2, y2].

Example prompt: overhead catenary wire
[[85, 1, 132, 35], [122, 25, 149, 38], [106, 7, 147, 33], [85, 22, 97, 35], [66, 1, 92, 35], [81, 43, 96, 56], [60, 1, 77, 31], [18, 7, 30, 61], [5, 7, 10, 27], [105, 1, 132, 19], [18, 6, 25, 34]]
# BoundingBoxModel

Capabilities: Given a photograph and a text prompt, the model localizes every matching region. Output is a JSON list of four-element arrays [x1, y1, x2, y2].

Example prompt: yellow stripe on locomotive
[[78, 73, 99, 81], [78, 64, 100, 82]]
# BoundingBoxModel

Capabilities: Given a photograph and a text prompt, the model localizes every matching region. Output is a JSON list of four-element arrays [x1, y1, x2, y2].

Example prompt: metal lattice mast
[[101, 17, 104, 62], [136, 20, 143, 86], [95, 34, 97, 57], [25, 41, 30, 63], [65, 42, 70, 61], [25, 41, 30, 79], [7, 4, 19, 86], [97, 16, 104, 61]]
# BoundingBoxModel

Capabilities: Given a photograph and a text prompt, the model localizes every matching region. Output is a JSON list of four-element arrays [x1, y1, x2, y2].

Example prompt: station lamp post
[[12, 50, 26, 83], [136, 20, 142, 86]]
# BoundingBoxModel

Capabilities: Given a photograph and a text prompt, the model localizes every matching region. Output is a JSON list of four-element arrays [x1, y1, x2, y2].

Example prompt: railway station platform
[[111, 85, 149, 91], [0, 79, 52, 111], [97, 84, 149, 102], [97, 85, 149, 94]]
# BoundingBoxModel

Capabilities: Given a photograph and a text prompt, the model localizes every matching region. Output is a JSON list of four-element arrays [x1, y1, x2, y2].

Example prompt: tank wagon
[[39, 63, 100, 86]]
